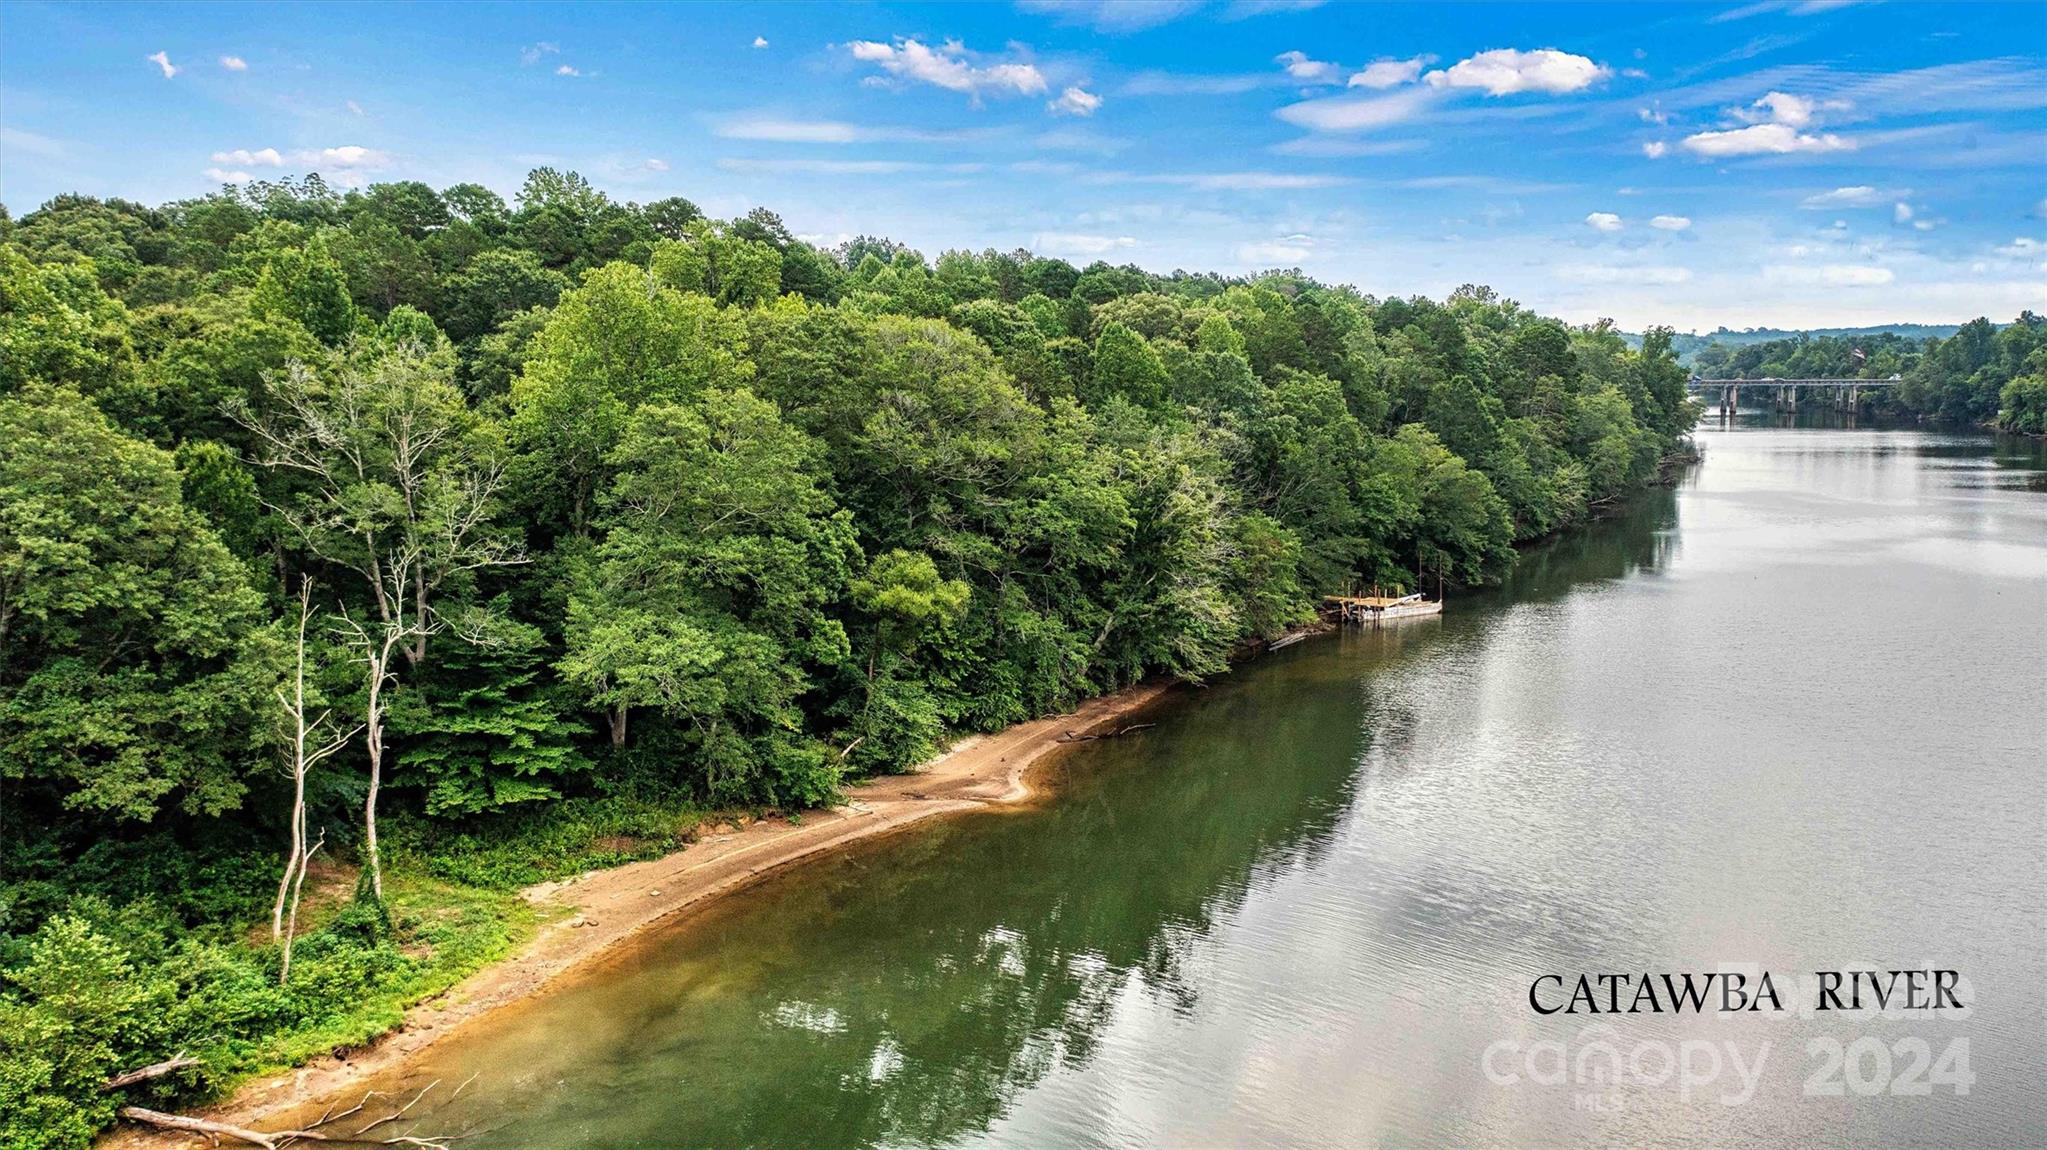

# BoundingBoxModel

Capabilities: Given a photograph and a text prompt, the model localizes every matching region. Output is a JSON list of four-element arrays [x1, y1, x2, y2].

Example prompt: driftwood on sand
[[118, 1076, 481, 1150]]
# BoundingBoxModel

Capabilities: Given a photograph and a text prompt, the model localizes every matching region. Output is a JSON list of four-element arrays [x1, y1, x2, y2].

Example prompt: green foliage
[[389, 616, 589, 816], [0, 388, 272, 819]]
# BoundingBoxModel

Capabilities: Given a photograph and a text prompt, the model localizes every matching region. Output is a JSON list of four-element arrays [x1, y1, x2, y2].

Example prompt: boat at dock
[[1325, 592, 1443, 624]]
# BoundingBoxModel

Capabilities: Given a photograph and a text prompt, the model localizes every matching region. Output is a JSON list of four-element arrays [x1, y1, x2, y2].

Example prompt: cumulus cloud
[[1637, 105, 1668, 125], [1424, 48, 1607, 96], [1763, 264, 1895, 286], [1049, 86, 1103, 116], [1732, 91, 1844, 128], [848, 37, 1047, 99], [147, 51, 178, 78], [219, 55, 247, 71], [1585, 211, 1624, 232], [1995, 237, 2041, 258], [1683, 90, 1852, 157], [556, 64, 581, 77], [211, 147, 284, 166], [753, 36, 769, 48], [1682, 122, 1852, 156], [1032, 231, 1138, 256], [1348, 56, 1429, 89], [1651, 214, 1691, 230], [204, 168, 250, 183], [1893, 201, 1914, 224], [1642, 140, 1669, 158], [1275, 51, 1342, 84], [306, 145, 390, 168]]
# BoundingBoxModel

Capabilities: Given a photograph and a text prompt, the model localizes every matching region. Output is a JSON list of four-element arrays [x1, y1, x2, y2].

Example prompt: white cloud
[[644, 158, 669, 172], [520, 42, 558, 66], [1681, 122, 1852, 156], [203, 168, 251, 183], [147, 51, 178, 78], [1423, 49, 1608, 96], [1049, 86, 1103, 116], [1033, 231, 1138, 256], [1995, 237, 2042, 258], [1683, 90, 1854, 157], [1730, 91, 1850, 130], [1637, 105, 1668, 125], [1642, 140, 1669, 159], [1585, 211, 1624, 233], [556, 64, 582, 77], [1763, 264, 1895, 286], [1555, 263, 1694, 285], [1893, 201, 1914, 224], [1349, 56, 1428, 89], [1651, 214, 1692, 230], [1275, 51, 1342, 85], [305, 145, 390, 168], [1270, 136, 1425, 157], [219, 55, 247, 71], [347, 100, 367, 116], [1800, 185, 1889, 208], [212, 147, 285, 166], [753, 36, 769, 48], [847, 38, 1047, 99], [1275, 87, 1433, 132], [1237, 240, 1313, 263]]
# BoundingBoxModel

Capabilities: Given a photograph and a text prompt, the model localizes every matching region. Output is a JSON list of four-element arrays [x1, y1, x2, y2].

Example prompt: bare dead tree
[[230, 343, 526, 902], [273, 578, 360, 973]]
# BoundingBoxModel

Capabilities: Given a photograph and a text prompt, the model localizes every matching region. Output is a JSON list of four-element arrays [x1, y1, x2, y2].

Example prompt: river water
[[343, 419, 2047, 1148]]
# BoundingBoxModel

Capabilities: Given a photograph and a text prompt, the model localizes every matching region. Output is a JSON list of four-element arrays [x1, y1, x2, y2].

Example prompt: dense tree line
[[1686, 316, 2047, 433], [0, 170, 1697, 1145]]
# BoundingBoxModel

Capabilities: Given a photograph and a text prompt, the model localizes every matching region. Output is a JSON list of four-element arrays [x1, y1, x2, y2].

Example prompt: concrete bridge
[[1687, 376, 1899, 414]]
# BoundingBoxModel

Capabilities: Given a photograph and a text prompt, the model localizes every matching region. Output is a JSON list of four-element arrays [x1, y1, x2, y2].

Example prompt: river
[[326, 418, 2047, 1148]]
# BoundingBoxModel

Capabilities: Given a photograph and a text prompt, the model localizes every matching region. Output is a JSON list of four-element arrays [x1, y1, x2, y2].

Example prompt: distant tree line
[[1685, 318, 2046, 432]]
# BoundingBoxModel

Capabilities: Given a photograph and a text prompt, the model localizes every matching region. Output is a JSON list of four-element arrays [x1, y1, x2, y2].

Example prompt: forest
[[0, 164, 2008, 1147]]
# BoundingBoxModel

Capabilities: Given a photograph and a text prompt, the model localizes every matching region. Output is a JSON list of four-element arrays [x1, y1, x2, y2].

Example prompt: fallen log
[[101, 1054, 200, 1091], [117, 1107, 311, 1148]]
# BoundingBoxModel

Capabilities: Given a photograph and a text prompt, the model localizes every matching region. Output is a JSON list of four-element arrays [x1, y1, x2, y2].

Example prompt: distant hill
[[1621, 324, 1970, 366]]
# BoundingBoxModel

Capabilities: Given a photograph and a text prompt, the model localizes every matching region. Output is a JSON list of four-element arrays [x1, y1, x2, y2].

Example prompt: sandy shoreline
[[107, 678, 1180, 1146]]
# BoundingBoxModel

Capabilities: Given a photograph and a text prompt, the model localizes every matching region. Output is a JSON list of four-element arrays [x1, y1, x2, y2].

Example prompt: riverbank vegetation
[[1685, 317, 2047, 433], [0, 170, 1700, 1146]]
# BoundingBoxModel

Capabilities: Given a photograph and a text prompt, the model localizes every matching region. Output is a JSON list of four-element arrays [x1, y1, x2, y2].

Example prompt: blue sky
[[2, 0, 2042, 330]]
